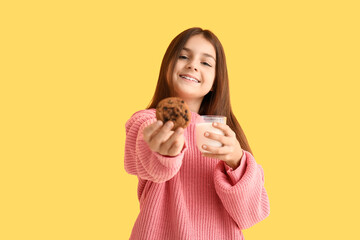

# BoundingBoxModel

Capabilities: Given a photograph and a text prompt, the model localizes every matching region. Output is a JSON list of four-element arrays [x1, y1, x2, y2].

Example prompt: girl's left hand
[[201, 122, 244, 169]]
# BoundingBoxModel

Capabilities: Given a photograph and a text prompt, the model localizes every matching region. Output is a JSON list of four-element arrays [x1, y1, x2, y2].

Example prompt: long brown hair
[[147, 27, 254, 156]]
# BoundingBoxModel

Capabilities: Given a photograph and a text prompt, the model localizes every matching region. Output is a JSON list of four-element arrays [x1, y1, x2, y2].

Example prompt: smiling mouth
[[179, 75, 200, 83]]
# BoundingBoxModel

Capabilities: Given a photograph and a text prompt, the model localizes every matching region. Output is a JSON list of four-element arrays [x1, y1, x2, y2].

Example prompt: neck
[[183, 98, 203, 113]]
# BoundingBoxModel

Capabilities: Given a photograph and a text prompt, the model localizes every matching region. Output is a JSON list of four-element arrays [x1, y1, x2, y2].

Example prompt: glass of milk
[[195, 115, 227, 153]]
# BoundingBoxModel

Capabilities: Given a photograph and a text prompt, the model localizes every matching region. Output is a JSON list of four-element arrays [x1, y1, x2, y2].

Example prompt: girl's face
[[171, 34, 216, 105]]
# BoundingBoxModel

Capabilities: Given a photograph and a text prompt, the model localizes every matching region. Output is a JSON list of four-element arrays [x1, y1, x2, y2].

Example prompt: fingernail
[[204, 132, 209, 137], [213, 122, 218, 126], [202, 145, 207, 149], [157, 120, 163, 126]]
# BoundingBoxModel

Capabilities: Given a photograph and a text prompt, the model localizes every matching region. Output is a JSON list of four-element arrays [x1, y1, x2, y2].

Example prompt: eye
[[202, 62, 212, 67], [179, 55, 188, 59]]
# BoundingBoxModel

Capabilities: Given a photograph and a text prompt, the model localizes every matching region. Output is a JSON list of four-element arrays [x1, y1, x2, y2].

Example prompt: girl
[[124, 27, 270, 240]]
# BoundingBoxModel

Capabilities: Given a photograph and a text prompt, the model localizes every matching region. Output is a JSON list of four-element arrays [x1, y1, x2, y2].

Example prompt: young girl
[[124, 27, 270, 240]]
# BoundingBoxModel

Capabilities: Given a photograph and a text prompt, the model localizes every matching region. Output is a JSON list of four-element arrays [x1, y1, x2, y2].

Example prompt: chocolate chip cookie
[[156, 97, 191, 130]]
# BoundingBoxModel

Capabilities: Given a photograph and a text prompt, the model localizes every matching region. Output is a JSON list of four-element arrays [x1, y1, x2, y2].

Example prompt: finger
[[202, 144, 233, 155], [203, 131, 230, 145], [212, 122, 236, 137], [160, 127, 184, 154], [143, 120, 163, 142], [162, 130, 175, 142], [167, 134, 185, 156], [150, 121, 174, 145]]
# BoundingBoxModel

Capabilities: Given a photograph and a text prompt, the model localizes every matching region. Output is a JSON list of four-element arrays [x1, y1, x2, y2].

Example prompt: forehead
[[182, 35, 216, 59]]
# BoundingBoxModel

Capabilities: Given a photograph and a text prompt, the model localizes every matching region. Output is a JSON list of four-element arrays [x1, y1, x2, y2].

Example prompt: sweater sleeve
[[124, 110, 187, 183], [224, 150, 247, 185], [213, 150, 270, 230]]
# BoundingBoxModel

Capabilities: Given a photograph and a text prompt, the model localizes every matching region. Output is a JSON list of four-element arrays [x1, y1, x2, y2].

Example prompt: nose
[[186, 61, 198, 71]]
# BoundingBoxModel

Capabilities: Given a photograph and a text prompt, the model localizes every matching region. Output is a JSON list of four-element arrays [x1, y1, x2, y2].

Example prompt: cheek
[[172, 64, 180, 76], [173, 61, 184, 70], [205, 71, 216, 85], [172, 65, 181, 78]]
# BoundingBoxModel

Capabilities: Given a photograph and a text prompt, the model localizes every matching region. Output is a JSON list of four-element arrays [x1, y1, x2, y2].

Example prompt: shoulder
[[125, 108, 156, 130], [130, 108, 156, 120]]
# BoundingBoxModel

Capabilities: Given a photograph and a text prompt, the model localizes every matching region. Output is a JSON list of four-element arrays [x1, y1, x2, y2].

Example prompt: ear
[[210, 81, 215, 91]]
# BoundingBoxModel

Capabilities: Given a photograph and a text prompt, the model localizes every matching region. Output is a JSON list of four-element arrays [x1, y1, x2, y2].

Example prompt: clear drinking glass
[[195, 115, 227, 153]]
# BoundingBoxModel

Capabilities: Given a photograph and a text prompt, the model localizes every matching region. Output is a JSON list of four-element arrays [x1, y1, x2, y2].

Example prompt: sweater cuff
[[224, 150, 247, 185], [214, 150, 258, 194], [152, 140, 188, 169]]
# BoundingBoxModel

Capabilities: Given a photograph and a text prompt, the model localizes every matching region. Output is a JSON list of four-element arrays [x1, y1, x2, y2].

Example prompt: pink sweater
[[124, 109, 270, 240]]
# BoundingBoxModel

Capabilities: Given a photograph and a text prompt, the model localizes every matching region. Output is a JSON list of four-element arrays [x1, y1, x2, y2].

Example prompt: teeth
[[180, 75, 199, 83]]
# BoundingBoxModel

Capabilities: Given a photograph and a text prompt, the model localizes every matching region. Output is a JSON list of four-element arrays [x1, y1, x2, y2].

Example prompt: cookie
[[156, 97, 191, 130]]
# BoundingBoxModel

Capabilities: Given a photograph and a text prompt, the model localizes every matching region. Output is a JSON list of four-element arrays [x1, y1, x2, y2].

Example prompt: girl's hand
[[201, 122, 243, 169], [143, 120, 185, 157]]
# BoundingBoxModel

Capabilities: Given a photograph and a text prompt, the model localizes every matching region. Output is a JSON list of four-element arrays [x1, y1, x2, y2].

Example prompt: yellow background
[[1, 0, 359, 239]]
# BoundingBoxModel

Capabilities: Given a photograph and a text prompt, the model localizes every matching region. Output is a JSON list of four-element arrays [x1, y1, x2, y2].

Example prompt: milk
[[195, 122, 224, 153]]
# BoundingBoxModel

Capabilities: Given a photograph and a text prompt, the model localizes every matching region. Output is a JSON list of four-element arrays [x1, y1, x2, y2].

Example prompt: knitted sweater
[[124, 109, 270, 240]]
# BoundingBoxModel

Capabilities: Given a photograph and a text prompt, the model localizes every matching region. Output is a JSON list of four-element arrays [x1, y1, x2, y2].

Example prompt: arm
[[213, 151, 270, 229], [124, 110, 187, 183]]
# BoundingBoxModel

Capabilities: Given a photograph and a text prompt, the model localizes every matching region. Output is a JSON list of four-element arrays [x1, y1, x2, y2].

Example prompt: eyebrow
[[182, 47, 216, 61]]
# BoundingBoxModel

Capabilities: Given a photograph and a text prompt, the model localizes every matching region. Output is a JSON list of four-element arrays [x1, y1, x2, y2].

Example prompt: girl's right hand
[[143, 120, 185, 157]]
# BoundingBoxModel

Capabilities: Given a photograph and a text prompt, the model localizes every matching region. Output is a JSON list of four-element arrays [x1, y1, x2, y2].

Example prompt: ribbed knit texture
[[124, 109, 270, 240]]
